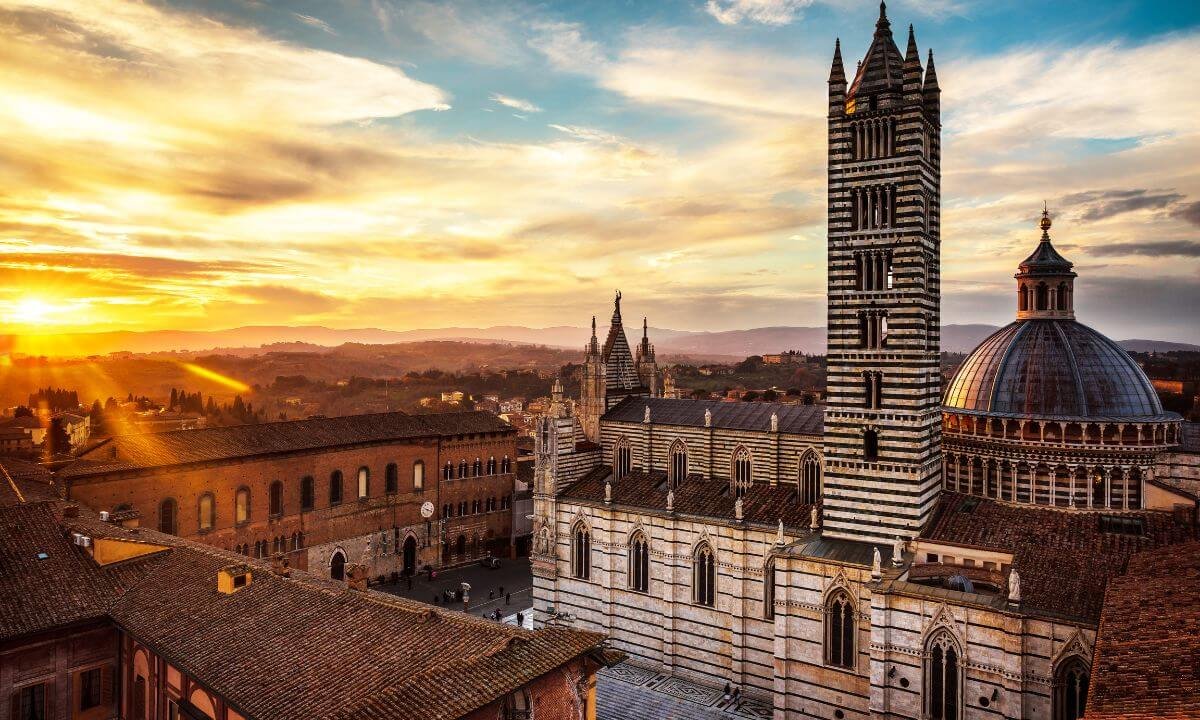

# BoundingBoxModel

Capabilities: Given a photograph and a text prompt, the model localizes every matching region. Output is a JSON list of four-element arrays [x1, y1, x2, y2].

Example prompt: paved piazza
[[596, 664, 773, 720]]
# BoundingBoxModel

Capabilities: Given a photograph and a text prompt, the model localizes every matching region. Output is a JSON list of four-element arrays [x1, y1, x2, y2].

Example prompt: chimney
[[270, 553, 291, 578], [217, 564, 253, 594], [99, 510, 110, 522], [345, 563, 370, 591]]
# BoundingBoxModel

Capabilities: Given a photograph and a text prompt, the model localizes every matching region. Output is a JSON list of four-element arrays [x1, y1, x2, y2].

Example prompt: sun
[[8, 298, 58, 325]]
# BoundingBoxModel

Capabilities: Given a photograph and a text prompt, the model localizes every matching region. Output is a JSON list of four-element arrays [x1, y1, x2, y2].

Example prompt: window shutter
[[101, 664, 114, 706]]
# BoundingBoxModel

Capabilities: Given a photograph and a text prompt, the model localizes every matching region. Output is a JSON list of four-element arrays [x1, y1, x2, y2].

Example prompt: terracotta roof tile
[[1084, 541, 1200, 720], [921, 492, 1197, 623], [60, 411, 512, 478]]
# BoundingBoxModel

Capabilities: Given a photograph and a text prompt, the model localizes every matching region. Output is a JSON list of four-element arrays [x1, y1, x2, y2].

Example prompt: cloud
[[1172, 201, 1200, 227], [292, 13, 336, 35], [1088, 240, 1200, 258], [528, 19, 606, 72], [704, 0, 814, 26], [1060, 189, 1184, 222], [490, 93, 542, 113]]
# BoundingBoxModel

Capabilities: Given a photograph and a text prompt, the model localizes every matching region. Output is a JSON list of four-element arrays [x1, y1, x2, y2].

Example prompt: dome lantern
[[1015, 205, 1076, 321]]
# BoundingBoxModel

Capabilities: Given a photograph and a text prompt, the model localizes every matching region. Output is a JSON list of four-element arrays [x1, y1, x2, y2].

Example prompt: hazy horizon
[[0, 0, 1197, 343]]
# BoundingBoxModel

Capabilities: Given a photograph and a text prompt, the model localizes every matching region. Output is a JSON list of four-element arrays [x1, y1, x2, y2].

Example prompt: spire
[[1040, 201, 1052, 241], [905, 25, 919, 64], [642, 316, 648, 341], [903, 24, 922, 96], [829, 38, 845, 84], [923, 49, 940, 92], [611, 290, 623, 326], [587, 315, 599, 355], [876, 0, 890, 31], [1015, 206, 1076, 321]]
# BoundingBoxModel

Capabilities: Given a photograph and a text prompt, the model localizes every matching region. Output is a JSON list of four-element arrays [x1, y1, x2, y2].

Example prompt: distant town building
[[499, 397, 525, 414], [762, 350, 804, 365], [441, 390, 466, 404], [51, 411, 91, 448]]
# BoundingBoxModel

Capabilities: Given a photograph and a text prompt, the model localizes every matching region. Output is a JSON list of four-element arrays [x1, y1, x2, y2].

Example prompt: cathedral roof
[[1084, 540, 1200, 719], [1018, 209, 1075, 276], [919, 492, 1196, 624], [599, 291, 641, 391], [602, 396, 823, 435], [559, 466, 816, 531], [942, 320, 1171, 420]]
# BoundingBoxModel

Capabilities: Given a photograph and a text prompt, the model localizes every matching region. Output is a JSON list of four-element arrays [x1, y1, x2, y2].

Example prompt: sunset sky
[[1, 0, 1198, 345]]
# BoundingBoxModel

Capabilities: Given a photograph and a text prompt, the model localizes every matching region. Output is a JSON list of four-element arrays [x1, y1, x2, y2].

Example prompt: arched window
[[502, 689, 531, 720], [487, 456, 497, 474], [572, 523, 591, 580], [629, 531, 649, 593], [501, 456, 512, 474], [329, 470, 343, 505], [925, 630, 962, 720], [197, 493, 215, 531], [473, 458, 483, 476], [1019, 283, 1029, 311], [825, 589, 856, 668], [357, 466, 369, 499], [412, 461, 424, 492], [458, 460, 468, 479], [235, 487, 250, 524], [864, 371, 882, 409], [385, 463, 399, 494], [443, 462, 453, 481], [268, 480, 283, 517], [614, 438, 631, 480], [1054, 657, 1090, 720], [864, 429, 879, 461], [764, 558, 777, 620], [800, 450, 822, 504], [330, 550, 346, 581], [669, 440, 688, 488], [159, 498, 177, 535], [693, 543, 716, 606], [731, 446, 752, 497], [300, 475, 314, 511], [1036, 282, 1049, 311]]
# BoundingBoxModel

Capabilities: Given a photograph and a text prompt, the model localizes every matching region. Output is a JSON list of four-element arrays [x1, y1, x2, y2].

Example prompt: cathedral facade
[[531, 6, 1197, 719]]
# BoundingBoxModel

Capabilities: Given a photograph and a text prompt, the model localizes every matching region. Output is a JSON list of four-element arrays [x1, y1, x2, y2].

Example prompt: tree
[[742, 391, 760, 402], [169, 388, 178, 410], [13, 405, 33, 418], [46, 417, 70, 457], [762, 389, 779, 402]]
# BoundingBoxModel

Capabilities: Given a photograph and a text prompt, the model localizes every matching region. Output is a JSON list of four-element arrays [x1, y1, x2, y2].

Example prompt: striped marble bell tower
[[821, 2, 943, 544]]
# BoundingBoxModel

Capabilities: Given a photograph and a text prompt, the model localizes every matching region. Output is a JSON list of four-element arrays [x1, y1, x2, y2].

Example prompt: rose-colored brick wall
[[462, 658, 599, 720], [66, 432, 517, 573]]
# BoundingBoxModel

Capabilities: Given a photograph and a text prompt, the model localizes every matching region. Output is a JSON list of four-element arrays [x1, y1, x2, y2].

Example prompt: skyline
[[1, 0, 1199, 345]]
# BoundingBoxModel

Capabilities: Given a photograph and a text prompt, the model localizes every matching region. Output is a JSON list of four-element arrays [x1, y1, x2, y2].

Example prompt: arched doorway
[[402, 535, 417, 576], [330, 550, 346, 581]]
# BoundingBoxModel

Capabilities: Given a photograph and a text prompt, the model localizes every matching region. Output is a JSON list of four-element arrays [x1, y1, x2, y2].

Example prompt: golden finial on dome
[[1040, 202, 1052, 233]]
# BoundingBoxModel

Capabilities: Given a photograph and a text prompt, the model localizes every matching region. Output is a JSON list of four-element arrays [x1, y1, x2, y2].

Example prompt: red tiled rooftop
[[1084, 541, 1200, 720]]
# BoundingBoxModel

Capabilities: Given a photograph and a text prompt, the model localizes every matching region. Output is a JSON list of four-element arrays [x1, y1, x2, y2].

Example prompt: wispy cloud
[[704, 0, 814, 26], [490, 93, 542, 113], [292, 12, 336, 34]]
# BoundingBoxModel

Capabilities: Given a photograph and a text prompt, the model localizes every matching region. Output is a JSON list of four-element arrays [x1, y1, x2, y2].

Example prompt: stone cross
[[871, 547, 882, 580]]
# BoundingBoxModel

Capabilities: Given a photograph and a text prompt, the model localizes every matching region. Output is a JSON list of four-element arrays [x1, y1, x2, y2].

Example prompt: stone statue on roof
[[1008, 570, 1021, 605]]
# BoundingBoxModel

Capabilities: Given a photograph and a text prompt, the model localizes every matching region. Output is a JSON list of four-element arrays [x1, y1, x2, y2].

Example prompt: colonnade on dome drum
[[941, 411, 1183, 510]]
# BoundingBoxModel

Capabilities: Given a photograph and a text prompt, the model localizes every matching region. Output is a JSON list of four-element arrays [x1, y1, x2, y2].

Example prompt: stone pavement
[[376, 556, 534, 619], [596, 663, 773, 720]]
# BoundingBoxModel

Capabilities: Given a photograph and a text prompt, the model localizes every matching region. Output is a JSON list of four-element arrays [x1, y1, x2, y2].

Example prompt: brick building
[[0, 457, 615, 720], [57, 411, 519, 581]]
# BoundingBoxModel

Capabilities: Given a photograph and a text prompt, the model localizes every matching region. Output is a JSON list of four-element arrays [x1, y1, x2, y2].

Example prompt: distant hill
[[4, 323, 1196, 359]]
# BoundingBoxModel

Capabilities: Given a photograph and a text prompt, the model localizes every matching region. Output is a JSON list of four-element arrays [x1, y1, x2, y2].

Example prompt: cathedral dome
[[943, 319, 1167, 420]]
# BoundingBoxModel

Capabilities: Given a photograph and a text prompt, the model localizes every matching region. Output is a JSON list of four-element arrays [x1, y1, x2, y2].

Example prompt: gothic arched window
[[825, 589, 856, 669], [502, 689, 531, 720], [1053, 656, 1090, 720], [800, 450, 822, 504], [693, 542, 716, 606], [444, 462, 453, 481], [864, 429, 879, 461], [925, 630, 962, 720], [300, 475, 314, 511], [732, 446, 752, 498], [572, 523, 591, 580], [235, 487, 250, 524], [501, 455, 512, 474], [614, 438, 631, 480], [629, 531, 649, 593], [764, 558, 777, 620], [669, 440, 688, 488], [197, 493, 215, 531], [473, 457, 483, 476], [412, 460, 424, 492], [329, 470, 343, 505], [487, 456, 497, 474], [458, 460, 468, 479], [268, 480, 283, 517], [385, 463, 399, 494]]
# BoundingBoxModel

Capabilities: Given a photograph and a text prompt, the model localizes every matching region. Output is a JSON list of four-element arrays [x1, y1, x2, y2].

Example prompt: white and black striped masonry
[[821, 3, 943, 544]]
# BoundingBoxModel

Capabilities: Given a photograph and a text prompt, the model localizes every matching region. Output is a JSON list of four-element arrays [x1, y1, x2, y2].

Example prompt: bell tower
[[822, 3, 943, 543]]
